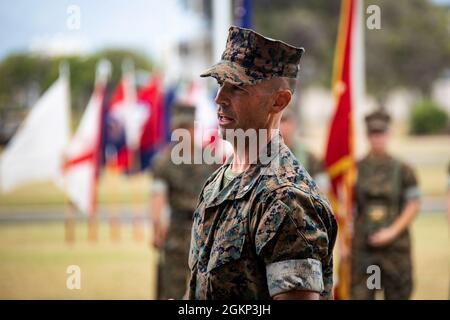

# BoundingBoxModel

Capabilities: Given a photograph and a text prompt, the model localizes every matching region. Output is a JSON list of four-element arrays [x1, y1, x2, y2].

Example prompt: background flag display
[[134, 76, 167, 170], [104, 73, 169, 173], [63, 60, 111, 215], [103, 63, 139, 172], [0, 70, 70, 193]]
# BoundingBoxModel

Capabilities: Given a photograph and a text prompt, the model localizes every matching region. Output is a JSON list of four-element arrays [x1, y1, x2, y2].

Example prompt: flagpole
[[353, 0, 366, 159], [324, 0, 357, 300], [235, 0, 252, 28], [64, 198, 76, 245], [58, 61, 76, 246], [63, 146, 76, 246], [111, 180, 121, 243], [213, 0, 232, 62], [108, 156, 121, 243], [128, 145, 144, 243], [132, 160, 145, 243], [122, 58, 145, 243], [89, 60, 112, 244]]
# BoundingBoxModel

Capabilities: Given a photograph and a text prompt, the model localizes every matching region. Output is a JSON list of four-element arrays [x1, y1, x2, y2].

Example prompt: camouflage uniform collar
[[224, 132, 283, 167], [202, 134, 285, 208], [366, 152, 393, 162]]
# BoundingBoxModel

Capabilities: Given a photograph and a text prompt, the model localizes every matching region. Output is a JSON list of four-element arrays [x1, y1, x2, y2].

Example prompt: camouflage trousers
[[351, 245, 413, 300], [157, 222, 192, 300]]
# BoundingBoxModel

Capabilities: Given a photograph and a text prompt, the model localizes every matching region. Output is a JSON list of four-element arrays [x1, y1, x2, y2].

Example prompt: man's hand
[[369, 199, 420, 248], [273, 290, 320, 300], [368, 227, 397, 247]]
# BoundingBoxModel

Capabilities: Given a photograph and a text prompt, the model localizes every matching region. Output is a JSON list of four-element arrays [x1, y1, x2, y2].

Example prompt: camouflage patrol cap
[[171, 102, 196, 128], [200, 26, 305, 86], [365, 109, 391, 133]]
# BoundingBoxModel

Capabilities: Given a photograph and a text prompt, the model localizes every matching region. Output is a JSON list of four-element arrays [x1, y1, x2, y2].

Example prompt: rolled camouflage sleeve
[[254, 188, 334, 298], [266, 258, 324, 296]]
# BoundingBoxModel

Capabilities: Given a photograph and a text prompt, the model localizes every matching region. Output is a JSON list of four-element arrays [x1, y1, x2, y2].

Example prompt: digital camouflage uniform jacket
[[187, 135, 337, 299]]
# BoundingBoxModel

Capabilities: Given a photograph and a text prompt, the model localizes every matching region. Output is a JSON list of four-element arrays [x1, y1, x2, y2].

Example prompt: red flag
[[324, 0, 360, 300], [138, 76, 165, 154], [104, 72, 159, 173]]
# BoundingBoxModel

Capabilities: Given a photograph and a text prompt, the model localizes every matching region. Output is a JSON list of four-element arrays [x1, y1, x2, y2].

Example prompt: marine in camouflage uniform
[[188, 26, 337, 300], [151, 103, 219, 299], [351, 110, 421, 300]]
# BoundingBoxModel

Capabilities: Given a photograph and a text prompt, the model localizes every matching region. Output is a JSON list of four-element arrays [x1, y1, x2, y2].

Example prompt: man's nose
[[214, 86, 227, 106]]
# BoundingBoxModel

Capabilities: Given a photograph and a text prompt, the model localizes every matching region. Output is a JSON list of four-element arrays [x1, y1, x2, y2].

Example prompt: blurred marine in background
[[149, 103, 218, 299], [280, 107, 330, 192], [351, 110, 421, 300]]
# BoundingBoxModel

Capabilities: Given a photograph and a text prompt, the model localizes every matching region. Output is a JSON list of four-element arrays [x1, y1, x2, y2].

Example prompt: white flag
[[0, 75, 70, 192], [63, 60, 110, 215]]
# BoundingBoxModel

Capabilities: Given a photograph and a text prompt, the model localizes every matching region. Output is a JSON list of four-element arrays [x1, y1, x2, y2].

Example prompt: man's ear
[[271, 89, 292, 113]]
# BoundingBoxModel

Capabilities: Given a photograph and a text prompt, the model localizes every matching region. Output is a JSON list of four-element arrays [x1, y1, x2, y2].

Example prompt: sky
[[0, 0, 206, 62], [433, 0, 450, 5], [0, 0, 448, 62]]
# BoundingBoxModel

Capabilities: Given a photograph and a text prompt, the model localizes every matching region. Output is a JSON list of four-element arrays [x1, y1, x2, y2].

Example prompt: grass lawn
[[0, 213, 448, 299], [0, 221, 157, 299], [0, 170, 151, 208], [411, 212, 449, 300]]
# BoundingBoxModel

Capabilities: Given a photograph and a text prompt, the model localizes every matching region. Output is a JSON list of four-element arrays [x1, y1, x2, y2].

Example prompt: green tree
[[0, 49, 153, 122], [365, 0, 450, 100], [254, 0, 450, 101], [254, 0, 340, 87], [410, 100, 448, 135]]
